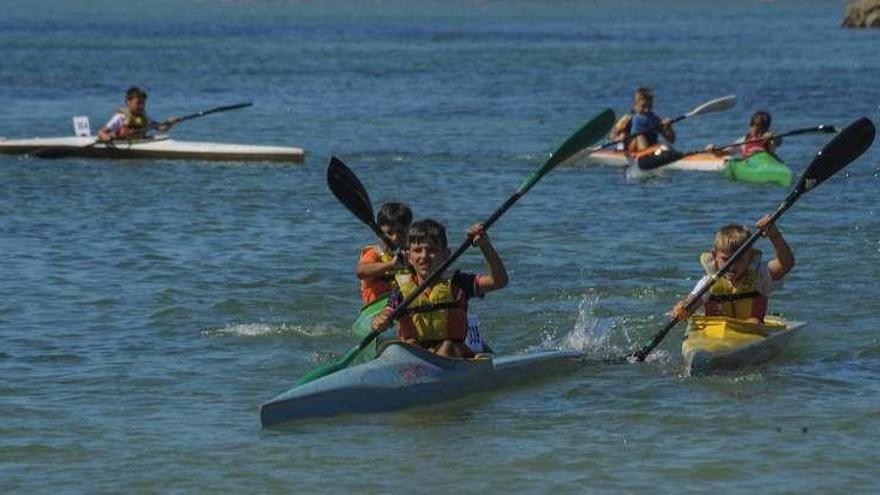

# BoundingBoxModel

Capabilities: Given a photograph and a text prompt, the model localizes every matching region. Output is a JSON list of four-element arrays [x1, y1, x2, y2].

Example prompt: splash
[[625, 164, 665, 183], [201, 322, 336, 338]]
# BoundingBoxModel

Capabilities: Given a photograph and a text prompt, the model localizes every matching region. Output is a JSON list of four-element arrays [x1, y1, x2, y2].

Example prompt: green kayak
[[722, 151, 792, 187]]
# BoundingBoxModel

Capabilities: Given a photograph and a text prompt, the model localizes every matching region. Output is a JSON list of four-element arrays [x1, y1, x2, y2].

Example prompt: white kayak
[[0, 135, 304, 162], [568, 147, 729, 172]]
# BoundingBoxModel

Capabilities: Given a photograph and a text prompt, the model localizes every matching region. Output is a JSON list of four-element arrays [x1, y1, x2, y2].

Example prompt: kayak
[[722, 151, 793, 187], [569, 146, 730, 172], [260, 341, 585, 426], [0, 135, 304, 162], [570, 146, 792, 186], [681, 316, 806, 376]]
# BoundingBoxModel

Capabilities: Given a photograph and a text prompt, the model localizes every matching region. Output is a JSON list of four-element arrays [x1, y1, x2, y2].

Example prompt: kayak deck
[[0, 135, 304, 162], [260, 341, 585, 426], [682, 316, 806, 376]]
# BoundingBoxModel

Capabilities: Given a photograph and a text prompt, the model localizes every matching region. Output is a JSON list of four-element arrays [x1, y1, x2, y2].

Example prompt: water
[[2, 0, 879, 492]]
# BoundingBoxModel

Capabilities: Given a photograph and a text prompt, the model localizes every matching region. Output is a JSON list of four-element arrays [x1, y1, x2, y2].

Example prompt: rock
[[843, 0, 880, 28]]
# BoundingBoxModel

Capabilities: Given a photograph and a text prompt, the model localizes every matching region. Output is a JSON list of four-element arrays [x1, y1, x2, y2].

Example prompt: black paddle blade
[[795, 117, 875, 194], [326, 156, 376, 228], [636, 147, 685, 171]]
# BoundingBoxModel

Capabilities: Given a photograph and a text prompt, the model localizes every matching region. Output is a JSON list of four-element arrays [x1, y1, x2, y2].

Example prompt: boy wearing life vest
[[608, 87, 676, 153], [670, 215, 794, 324], [706, 111, 782, 159], [371, 219, 508, 358], [356, 202, 412, 306], [97, 86, 180, 141], [740, 111, 781, 159]]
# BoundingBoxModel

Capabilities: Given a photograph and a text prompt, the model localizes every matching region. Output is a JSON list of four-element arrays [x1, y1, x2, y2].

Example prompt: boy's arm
[[468, 223, 508, 294], [97, 113, 124, 141], [356, 250, 402, 280], [670, 276, 710, 320], [609, 114, 631, 141], [758, 216, 794, 281]]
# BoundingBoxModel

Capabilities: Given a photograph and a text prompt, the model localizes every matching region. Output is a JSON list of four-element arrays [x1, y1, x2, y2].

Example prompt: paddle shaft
[[170, 102, 252, 125], [708, 125, 836, 154]]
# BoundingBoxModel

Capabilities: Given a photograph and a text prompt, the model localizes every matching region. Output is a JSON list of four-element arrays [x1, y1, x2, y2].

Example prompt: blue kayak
[[260, 341, 585, 426]]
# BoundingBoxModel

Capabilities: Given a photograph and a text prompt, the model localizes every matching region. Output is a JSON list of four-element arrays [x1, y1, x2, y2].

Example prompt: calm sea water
[[2, 0, 879, 492]]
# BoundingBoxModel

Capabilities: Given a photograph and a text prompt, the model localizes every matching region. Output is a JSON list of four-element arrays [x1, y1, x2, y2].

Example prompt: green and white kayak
[[722, 151, 792, 187]]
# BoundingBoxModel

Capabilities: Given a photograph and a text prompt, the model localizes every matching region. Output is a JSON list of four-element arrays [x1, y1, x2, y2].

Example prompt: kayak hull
[[0, 135, 304, 162], [682, 316, 806, 376], [722, 151, 792, 187], [260, 341, 585, 426], [571, 147, 729, 172]]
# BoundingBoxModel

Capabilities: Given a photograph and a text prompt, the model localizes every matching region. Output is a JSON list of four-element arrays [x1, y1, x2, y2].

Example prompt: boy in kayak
[[706, 111, 782, 158], [97, 86, 180, 141], [608, 87, 676, 153], [371, 219, 508, 358], [670, 215, 794, 324], [356, 202, 412, 305]]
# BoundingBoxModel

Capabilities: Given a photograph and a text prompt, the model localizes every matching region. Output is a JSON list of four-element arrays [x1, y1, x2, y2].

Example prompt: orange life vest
[[358, 245, 397, 305]]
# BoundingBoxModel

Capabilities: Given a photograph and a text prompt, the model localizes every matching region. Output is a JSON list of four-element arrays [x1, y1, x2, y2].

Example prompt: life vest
[[700, 251, 768, 321], [625, 112, 662, 151], [119, 108, 150, 138], [394, 272, 468, 343], [742, 133, 770, 158], [358, 245, 397, 305]]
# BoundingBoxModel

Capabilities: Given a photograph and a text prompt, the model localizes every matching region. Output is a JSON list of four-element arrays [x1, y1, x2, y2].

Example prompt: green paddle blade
[[518, 108, 615, 193]]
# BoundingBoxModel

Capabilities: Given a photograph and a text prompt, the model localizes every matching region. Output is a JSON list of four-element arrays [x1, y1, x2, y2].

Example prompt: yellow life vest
[[700, 251, 768, 321], [120, 108, 150, 138], [394, 272, 467, 343]]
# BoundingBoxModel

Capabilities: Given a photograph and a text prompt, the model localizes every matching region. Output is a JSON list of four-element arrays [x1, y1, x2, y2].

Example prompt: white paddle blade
[[685, 95, 737, 118]]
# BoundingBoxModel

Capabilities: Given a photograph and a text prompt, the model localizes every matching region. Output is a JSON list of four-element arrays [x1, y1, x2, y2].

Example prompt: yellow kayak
[[682, 316, 806, 376]]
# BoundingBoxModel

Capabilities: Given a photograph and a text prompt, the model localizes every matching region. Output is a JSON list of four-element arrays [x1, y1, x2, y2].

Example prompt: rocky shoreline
[[843, 0, 880, 27]]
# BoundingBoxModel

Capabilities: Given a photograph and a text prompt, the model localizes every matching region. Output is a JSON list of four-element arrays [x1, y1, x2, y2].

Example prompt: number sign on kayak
[[72, 116, 91, 137]]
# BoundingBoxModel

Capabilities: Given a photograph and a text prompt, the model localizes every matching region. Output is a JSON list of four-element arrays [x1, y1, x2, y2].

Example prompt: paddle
[[628, 117, 875, 362], [637, 124, 838, 171], [572, 95, 737, 162], [327, 156, 401, 251], [294, 108, 616, 386], [33, 102, 253, 159]]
